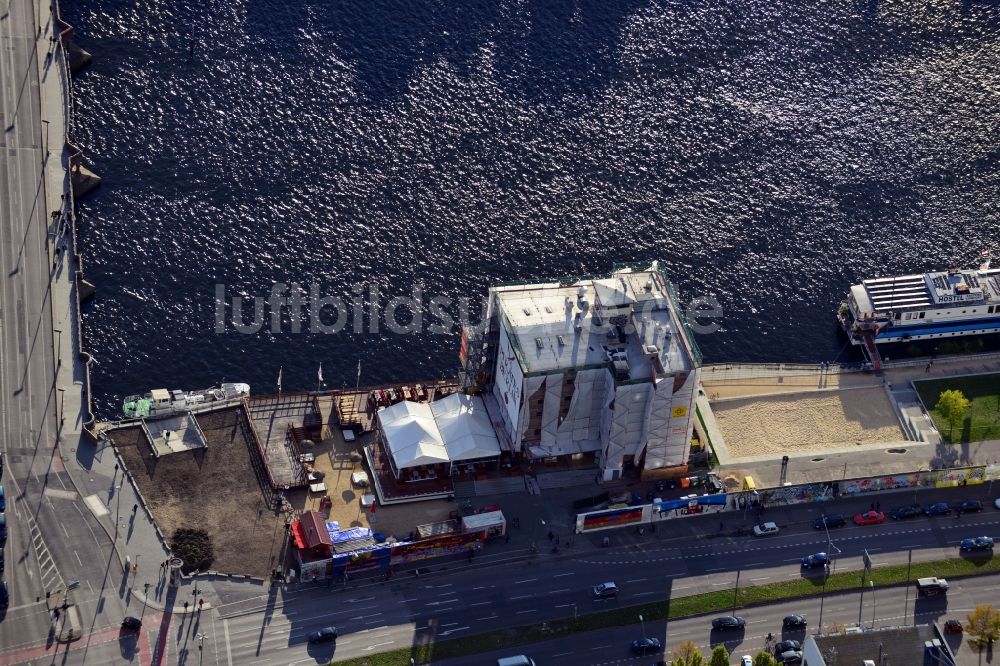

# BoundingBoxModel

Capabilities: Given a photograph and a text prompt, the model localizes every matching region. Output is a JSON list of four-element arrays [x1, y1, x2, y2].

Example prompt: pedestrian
[[183, 601, 189, 612], [505, 534, 510, 544], [925, 364, 931, 373], [132, 503, 138, 514]]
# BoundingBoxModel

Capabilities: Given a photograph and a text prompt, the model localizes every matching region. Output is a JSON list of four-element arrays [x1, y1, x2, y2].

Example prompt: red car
[[944, 620, 963, 634], [854, 510, 885, 525]]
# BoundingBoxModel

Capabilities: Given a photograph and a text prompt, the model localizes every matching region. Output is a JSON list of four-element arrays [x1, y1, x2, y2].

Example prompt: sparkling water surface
[[63, 0, 1000, 417]]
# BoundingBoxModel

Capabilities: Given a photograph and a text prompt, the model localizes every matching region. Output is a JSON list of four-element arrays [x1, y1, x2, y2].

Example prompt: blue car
[[0, 514, 6, 545], [960, 536, 994, 552], [801, 552, 830, 569], [924, 502, 951, 516], [0, 483, 5, 512]]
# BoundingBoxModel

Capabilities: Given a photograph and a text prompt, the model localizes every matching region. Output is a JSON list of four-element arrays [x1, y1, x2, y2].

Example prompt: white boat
[[122, 383, 250, 419], [839, 251, 1000, 364]]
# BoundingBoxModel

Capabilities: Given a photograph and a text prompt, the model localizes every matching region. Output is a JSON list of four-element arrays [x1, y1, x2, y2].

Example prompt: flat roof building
[[804, 624, 964, 666], [461, 261, 702, 480]]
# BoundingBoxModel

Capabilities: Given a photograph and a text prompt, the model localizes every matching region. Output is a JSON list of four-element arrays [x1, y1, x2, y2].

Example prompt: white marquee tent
[[378, 394, 501, 474], [431, 393, 501, 462], [378, 400, 448, 470]]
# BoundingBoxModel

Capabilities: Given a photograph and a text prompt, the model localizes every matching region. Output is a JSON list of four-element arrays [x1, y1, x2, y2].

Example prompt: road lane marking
[[516, 610, 536, 614], [223, 619, 234, 666], [591, 645, 612, 650], [553, 652, 574, 657], [42, 487, 78, 500], [514, 578, 537, 584], [510, 595, 532, 600], [554, 572, 575, 577], [705, 568, 725, 572], [626, 578, 647, 583], [469, 601, 491, 606], [364, 641, 395, 651], [82, 493, 108, 517]]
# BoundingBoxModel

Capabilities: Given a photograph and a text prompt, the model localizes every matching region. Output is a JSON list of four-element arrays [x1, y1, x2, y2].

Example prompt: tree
[[170, 528, 215, 574], [709, 644, 730, 666], [966, 604, 1000, 651], [936, 389, 971, 436], [753, 652, 779, 666], [671, 641, 704, 666]]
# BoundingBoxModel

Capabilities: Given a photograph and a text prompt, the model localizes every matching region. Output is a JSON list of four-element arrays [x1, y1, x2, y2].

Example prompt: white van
[[497, 656, 536, 666]]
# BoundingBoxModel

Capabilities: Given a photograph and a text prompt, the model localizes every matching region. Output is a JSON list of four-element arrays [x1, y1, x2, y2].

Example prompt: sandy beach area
[[712, 387, 905, 455]]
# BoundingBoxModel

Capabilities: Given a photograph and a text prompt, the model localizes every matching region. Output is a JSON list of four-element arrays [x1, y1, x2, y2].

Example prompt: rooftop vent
[[523, 307, 532, 316], [535, 337, 544, 350], [544, 305, 553, 313], [864, 661, 876, 666], [645, 345, 660, 355], [645, 279, 653, 291], [557, 335, 566, 347]]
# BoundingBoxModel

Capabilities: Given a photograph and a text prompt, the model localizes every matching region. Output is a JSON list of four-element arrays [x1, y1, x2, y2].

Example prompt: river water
[[63, 0, 1000, 417]]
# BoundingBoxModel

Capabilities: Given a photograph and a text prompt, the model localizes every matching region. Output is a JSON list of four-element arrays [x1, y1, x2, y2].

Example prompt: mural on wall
[[985, 464, 1000, 481], [840, 473, 920, 496], [581, 506, 645, 531], [389, 532, 483, 564], [760, 483, 835, 506]]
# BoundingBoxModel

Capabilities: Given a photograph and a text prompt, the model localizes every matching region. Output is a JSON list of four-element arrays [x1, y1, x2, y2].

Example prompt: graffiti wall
[[389, 532, 484, 564], [759, 483, 835, 506], [839, 473, 921, 496]]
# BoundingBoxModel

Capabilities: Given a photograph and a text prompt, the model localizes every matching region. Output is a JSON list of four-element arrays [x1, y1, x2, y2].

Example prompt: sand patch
[[712, 387, 905, 456]]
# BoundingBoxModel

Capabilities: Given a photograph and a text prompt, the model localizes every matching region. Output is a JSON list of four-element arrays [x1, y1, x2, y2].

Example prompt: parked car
[[994, 497, 1000, 510], [854, 510, 885, 525], [775, 641, 802, 654], [631, 638, 663, 654], [0, 483, 5, 512], [593, 582, 619, 599], [741, 656, 753, 666], [753, 522, 779, 536], [956, 500, 983, 514], [0, 581, 7, 608], [712, 616, 746, 630], [813, 514, 846, 530], [783, 614, 807, 628], [801, 552, 830, 569], [779, 650, 803, 664], [121, 616, 142, 631], [944, 620, 964, 634], [889, 504, 922, 520], [924, 502, 951, 516], [0, 514, 6, 546], [307, 627, 338, 643], [959, 536, 994, 552]]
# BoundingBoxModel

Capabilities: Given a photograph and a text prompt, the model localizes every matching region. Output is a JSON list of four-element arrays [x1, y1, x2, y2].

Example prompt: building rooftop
[[811, 625, 959, 666], [494, 267, 692, 378]]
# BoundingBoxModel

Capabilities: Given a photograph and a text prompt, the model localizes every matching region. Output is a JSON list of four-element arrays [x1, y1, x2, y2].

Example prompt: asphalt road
[[442, 571, 1000, 666], [201, 485, 1000, 665], [0, 0, 140, 656]]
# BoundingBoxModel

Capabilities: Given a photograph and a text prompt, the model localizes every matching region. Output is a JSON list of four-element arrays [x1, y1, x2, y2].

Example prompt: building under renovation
[[460, 262, 702, 480]]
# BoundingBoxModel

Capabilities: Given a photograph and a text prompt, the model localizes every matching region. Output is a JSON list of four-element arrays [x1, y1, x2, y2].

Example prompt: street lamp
[[196, 632, 206, 666], [870, 581, 876, 630], [141, 582, 150, 620]]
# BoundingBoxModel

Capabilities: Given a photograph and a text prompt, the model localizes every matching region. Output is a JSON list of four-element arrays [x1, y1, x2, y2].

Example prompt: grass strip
[[332, 552, 1000, 666]]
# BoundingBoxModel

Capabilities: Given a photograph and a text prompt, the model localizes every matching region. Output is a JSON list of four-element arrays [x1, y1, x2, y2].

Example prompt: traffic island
[[330, 553, 1000, 665]]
